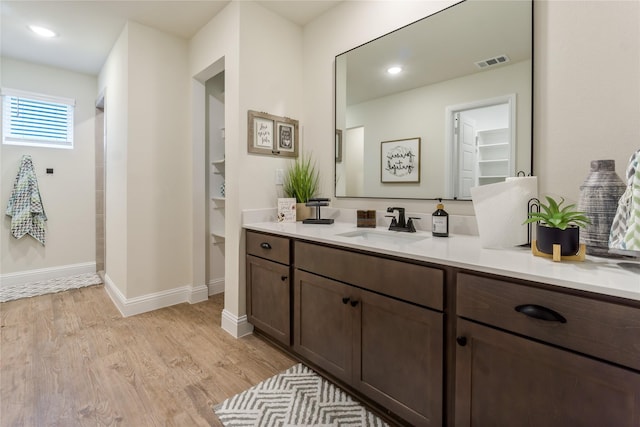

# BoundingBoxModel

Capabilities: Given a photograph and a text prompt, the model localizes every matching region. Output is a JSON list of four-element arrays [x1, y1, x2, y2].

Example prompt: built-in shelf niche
[[476, 128, 511, 185]]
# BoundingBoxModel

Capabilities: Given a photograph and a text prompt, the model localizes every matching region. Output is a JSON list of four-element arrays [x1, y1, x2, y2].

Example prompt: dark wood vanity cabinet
[[294, 241, 444, 426], [246, 231, 291, 346], [454, 272, 640, 427], [293, 270, 353, 382], [246, 229, 640, 427], [355, 285, 443, 427]]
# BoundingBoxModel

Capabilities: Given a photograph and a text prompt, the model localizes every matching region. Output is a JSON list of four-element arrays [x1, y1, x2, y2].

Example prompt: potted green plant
[[524, 196, 591, 256], [283, 153, 320, 221]]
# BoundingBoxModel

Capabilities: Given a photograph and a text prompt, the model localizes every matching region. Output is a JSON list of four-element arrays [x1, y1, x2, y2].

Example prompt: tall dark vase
[[578, 160, 626, 256]]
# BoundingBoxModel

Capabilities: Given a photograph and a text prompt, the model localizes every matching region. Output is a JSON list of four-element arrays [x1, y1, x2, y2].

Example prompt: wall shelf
[[479, 142, 509, 149], [211, 232, 225, 245], [476, 128, 511, 185]]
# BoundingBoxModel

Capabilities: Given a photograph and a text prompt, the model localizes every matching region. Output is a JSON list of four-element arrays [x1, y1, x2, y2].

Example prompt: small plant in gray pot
[[524, 196, 591, 256]]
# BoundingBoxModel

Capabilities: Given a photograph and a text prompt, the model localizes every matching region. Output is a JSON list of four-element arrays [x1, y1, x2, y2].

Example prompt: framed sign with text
[[248, 110, 298, 158]]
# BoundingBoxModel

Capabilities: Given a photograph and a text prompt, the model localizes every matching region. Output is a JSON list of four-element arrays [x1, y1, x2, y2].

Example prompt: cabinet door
[[455, 319, 640, 427], [293, 269, 354, 383], [246, 255, 290, 346], [356, 289, 443, 426]]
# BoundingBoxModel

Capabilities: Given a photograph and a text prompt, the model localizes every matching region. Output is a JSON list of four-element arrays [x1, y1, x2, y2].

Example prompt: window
[[2, 88, 75, 149]]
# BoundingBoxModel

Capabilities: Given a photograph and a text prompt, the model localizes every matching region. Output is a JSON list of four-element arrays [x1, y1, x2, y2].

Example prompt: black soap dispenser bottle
[[432, 199, 449, 237]]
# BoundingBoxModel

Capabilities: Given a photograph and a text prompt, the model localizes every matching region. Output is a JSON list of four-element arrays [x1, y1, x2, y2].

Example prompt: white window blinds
[[2, 88, 75, 149]]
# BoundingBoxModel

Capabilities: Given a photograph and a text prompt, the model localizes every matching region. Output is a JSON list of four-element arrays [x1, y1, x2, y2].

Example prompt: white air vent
[[475, 54, 510, 69]]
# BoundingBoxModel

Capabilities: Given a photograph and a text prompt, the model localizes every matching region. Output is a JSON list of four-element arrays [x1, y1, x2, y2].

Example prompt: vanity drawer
[[246, 231, 290, 265], [457, 272, 640, 371], [295, 241, 443, 311]]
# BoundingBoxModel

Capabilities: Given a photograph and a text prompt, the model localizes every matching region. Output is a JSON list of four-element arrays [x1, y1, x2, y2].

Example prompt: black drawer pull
[[281, 275, 288, 281], [456, 336, 467, 347], [260, 242, 272, 249], [515, 304, 567, 323], [350, 300, 359, 307], [342, 297, 350, 305]]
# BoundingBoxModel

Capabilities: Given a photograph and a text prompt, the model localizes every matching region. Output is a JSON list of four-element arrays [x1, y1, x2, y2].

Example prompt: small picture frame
[[335, 129, 343, 163], [276, 121, 297, 156], [277, 198, 297, 223], [381, 137, 421, 183], [248, 110, 298, 157]]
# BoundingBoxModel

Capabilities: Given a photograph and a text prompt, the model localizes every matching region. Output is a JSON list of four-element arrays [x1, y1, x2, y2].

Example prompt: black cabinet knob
[[281, 275, 288, 281], [342, 297, 350, 304], [350, 300, 359, 307], [456, 336, 467, 346], [260, 242, 271, 249]]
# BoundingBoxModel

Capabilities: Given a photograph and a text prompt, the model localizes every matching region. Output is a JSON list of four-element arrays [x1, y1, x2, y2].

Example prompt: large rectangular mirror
[[335, 0, 533, 200]]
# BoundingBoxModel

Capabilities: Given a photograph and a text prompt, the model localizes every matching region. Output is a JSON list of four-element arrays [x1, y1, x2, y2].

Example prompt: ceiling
[[0, 0, 342, 76], [341, 0, 532, 105]]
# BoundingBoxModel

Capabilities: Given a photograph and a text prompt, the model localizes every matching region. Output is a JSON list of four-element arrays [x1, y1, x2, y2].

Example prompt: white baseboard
[[0, 262, 96, 288], [221, 309, 254, 338], [104, 274, 209, 317], [189, 284, 209, 304], [208, 277, 224, 295]]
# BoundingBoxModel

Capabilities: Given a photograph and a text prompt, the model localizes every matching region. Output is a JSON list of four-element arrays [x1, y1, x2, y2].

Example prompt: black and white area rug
[[214, 363, 390, 427], [0, 273, 103, 303]]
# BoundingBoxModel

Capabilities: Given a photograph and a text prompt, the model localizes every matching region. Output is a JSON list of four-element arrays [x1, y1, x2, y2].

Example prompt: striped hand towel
[[609, 149, 640, 255], [5, 155, 48, 245]]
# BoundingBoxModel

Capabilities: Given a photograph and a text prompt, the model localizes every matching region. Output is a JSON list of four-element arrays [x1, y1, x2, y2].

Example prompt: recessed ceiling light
[[387, 66, 402, 75], [29, 25, 57, 38]]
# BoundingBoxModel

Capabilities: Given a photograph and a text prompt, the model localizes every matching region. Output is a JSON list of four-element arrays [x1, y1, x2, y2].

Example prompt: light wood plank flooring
[[0, 285, 296, 426]]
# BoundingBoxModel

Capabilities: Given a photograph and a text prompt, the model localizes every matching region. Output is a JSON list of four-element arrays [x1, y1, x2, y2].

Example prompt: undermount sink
[[335, 229, 429, 244]]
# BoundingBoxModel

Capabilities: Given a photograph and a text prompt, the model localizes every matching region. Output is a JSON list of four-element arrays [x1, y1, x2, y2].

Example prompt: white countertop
[[244, 221, 640, 303]]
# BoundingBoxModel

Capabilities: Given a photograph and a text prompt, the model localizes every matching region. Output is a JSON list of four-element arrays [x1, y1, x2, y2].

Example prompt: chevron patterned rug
[[214, 363, 390, 427], [0, 273, 103, 303]]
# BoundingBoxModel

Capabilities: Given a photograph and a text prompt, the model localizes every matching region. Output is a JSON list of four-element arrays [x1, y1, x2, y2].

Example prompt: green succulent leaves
[[524, 196, 591, 230]]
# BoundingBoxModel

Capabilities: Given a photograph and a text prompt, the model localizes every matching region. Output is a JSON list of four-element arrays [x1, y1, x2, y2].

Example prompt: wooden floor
[[0, 286, 296, 426]]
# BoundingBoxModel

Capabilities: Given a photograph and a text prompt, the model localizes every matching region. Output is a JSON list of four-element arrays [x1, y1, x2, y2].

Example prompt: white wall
[[303, 0, 639, 213], [98, 22, 192, 299], [1, 58, 97, 277], [190, 2, 242, 328], [534, 0, 639, 203], [127, 23, 191, 298], [190, 1, 303, 328], [189, 3, 238, 314]]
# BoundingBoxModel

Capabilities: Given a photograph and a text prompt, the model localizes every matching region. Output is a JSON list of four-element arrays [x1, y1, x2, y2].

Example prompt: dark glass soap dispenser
[[432, 199, 449, 237]]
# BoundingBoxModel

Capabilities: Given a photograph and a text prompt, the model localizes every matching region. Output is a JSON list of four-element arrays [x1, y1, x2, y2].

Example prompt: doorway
[[446, 94, 515, 199], [192, 56, 226, 296], [95, 94, 106, 277], [206, 71, 225, 294]]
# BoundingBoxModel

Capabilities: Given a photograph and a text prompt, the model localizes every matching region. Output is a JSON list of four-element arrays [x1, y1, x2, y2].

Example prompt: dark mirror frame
[[334, 0, 534, 201]]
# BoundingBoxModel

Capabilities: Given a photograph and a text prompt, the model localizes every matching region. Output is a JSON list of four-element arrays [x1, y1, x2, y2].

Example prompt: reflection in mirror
[[335, 0, 532, 200]]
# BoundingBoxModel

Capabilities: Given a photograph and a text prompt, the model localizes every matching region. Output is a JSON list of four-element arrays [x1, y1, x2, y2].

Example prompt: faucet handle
[[407, 217, 420, 233], [385, 215, 397, 227]]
